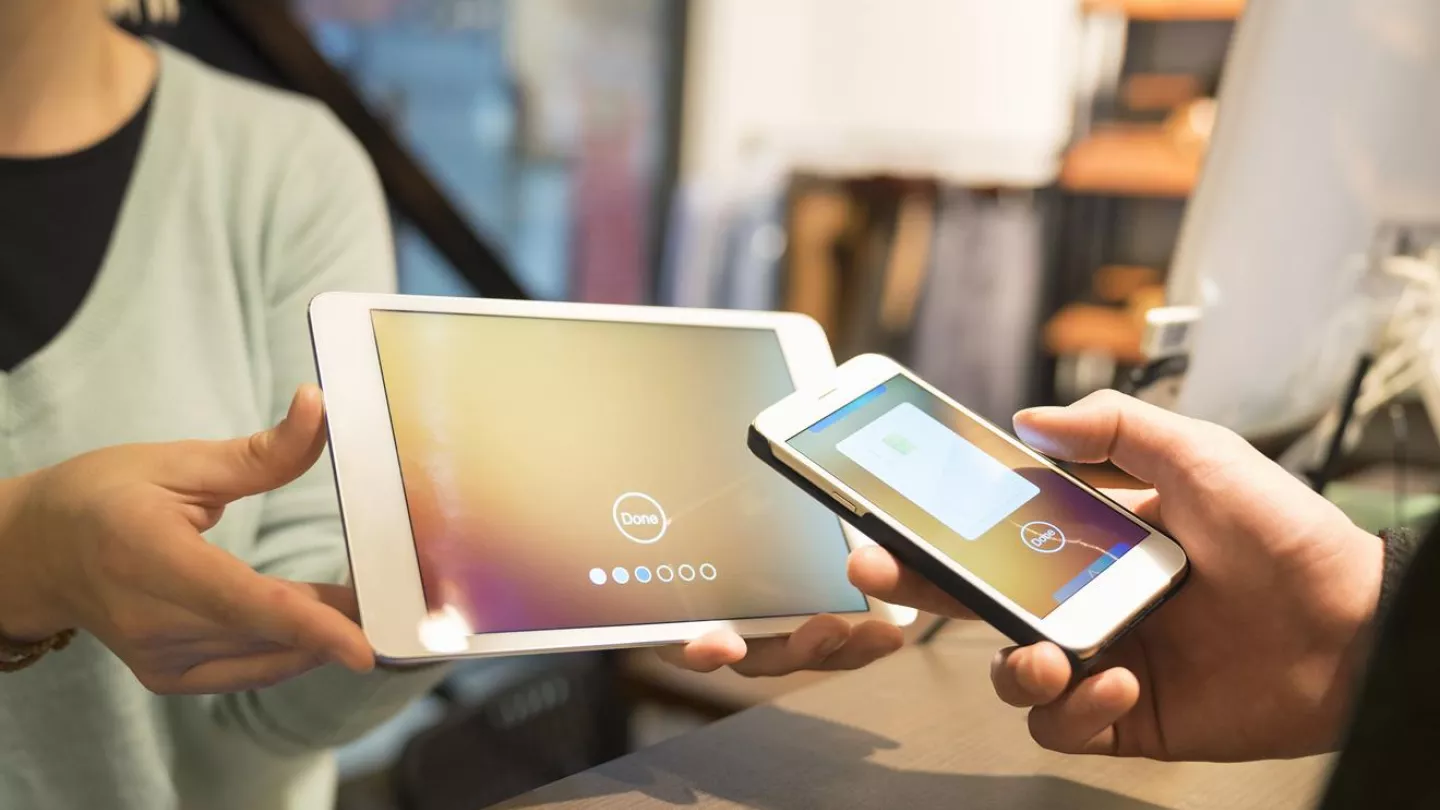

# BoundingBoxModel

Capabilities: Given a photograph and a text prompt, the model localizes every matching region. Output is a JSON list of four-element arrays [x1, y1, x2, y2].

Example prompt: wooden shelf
[[1060, 126, 1202, 197], [1044, 303, 1145, 365], [1122, 73, 1203, 111], [1082, 0, 1245, 20], [1094, 264, 1162, 303]]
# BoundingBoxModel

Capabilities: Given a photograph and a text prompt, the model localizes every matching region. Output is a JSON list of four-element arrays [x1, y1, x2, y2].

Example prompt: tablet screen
[[370, 310, 867, 635]]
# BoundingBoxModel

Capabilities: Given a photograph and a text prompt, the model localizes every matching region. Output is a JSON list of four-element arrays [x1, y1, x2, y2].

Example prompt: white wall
[[1173, 0, 1440, 436], [680, 0, 1082, 187]]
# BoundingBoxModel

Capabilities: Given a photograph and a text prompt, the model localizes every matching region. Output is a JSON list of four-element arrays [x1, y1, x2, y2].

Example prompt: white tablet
[[309, 292, 910, 662]]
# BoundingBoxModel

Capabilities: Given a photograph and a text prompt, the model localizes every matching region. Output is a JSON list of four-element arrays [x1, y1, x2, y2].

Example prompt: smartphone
[[749, 354, 1188, 663]]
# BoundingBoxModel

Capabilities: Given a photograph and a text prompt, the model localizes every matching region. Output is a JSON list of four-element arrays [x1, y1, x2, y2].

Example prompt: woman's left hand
[[659, 614, 904, 676]]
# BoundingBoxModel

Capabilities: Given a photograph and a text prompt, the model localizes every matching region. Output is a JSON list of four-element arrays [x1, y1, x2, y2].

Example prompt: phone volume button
[[832, 492, 864, 516]]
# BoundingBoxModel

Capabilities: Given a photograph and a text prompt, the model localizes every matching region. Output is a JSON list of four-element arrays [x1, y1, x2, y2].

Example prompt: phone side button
[[832, 492, 865, 516]]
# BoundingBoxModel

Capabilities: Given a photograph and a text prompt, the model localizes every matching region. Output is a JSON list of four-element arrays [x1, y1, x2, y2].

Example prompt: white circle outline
[[678, 564, 696, 582], [699, 563, 717, 581], [612, 491, 668, 544], [656, 565, 674, 583], [1019, 521, 1066, 554]]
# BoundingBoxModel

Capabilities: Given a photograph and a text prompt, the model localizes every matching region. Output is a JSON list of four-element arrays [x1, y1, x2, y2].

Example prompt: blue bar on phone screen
[[808, 384, 888, 433], [1052, 542, 1133, 605]]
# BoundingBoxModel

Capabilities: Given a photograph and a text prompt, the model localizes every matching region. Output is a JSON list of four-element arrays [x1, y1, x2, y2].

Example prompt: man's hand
[[849, 390, 1382, 761], [0, 385, 372, 694]]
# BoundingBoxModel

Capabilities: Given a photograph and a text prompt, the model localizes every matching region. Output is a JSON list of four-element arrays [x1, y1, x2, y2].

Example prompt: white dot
[[678, 564, 696, 582], [699, 563, 717, 581], [612, 567, 631, 584], [589, 568, 607, 585]]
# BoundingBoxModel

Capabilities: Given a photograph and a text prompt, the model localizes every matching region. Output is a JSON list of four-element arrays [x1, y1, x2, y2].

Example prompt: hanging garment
[[913, 188, 1045, 425], [660, 152, 789, 310]]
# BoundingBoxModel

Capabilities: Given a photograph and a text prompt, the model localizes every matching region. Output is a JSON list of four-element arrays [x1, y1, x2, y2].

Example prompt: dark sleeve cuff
[[1377, 527, 1422, 620]]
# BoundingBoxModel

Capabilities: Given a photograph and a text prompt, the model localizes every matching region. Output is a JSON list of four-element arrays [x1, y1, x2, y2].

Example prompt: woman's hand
[[0, 385, 372, 694], [659, 615, 905, 677]]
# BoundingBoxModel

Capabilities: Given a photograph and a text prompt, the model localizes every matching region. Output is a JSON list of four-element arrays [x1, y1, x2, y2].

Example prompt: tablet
[[310, 293, 910, 661]]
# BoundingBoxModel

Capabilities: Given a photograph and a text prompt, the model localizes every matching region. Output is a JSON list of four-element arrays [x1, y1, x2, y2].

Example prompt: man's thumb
[[1013, 390, 1207, 485], [191, 385, 329, 500]]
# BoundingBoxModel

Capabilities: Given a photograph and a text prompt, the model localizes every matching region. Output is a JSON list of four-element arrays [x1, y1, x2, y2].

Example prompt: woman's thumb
[[183, 385, 329, 501]]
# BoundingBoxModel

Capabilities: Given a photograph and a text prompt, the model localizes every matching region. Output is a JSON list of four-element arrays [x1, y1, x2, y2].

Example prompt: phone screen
[[788, 375, 1149, 618]]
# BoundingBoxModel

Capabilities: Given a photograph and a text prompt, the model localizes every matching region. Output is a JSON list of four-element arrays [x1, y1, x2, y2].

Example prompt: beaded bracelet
[[0, 628, 76, 672]]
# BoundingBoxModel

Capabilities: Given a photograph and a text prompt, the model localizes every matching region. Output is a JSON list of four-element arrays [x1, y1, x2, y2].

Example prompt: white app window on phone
[[836, 402, 1038, 540]]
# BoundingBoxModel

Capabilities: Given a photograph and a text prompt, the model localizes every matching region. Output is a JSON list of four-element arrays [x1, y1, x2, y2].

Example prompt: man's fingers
[[174, 648, 328, 695], [170, 385, 329, 502], [163, 533, 372, 672], [1014, 390, 1222, 486], [848, 546, 977, 619], [1027, 667, 1140, 755], [1098, 487, 1164, 530], [991, 643, 1072, 707]]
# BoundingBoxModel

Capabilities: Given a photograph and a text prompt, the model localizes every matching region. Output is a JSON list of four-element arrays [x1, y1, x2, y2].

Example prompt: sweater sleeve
[[1376, 527, 1422, 622], [207, 103, 450, 753], [1319, 524, 1439, 808]]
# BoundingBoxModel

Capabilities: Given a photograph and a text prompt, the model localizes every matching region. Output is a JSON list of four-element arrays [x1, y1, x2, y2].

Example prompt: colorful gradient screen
[[371, 310, 867, 635], [788, 375, 1149, 618]]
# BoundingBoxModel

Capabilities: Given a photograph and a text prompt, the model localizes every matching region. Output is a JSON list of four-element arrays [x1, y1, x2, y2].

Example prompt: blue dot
[[612, 567, 630, 584], [635, 566, 652, 583]]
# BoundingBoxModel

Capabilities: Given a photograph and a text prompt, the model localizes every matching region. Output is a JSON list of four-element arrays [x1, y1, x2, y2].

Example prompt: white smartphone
[[750, 354, 1187, 662], [310, 293, 910, 663]]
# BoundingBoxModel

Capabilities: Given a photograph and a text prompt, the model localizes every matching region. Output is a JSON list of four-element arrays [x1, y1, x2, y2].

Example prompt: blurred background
[[124, 0, 1440, 807]]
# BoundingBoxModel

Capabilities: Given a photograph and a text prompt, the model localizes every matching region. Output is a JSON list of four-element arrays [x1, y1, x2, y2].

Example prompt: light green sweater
[[0, 45, 446, 809]]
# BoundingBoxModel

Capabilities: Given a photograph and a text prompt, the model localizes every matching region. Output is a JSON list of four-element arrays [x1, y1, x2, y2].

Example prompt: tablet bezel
[[310, 292, 911, 662]]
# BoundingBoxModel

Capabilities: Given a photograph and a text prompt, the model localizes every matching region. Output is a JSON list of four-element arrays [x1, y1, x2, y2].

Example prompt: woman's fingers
[[800, 620, 904, 672], [159, 533, 372, 672], [658, 616, 903, 676], [288, 582, 362, 623], [179, 587, 358, 659], [173, 647, 328, 695], [658, 630, 748, 673], [722, 615, 853, 677]]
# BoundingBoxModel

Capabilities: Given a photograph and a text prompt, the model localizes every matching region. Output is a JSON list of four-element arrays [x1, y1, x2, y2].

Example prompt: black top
[[0, 95, 153, 372], [1321, 523, 1439, 808]]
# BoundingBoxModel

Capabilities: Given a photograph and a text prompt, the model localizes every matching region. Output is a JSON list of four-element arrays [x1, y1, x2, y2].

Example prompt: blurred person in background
[[0, 1, 899, 808]]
